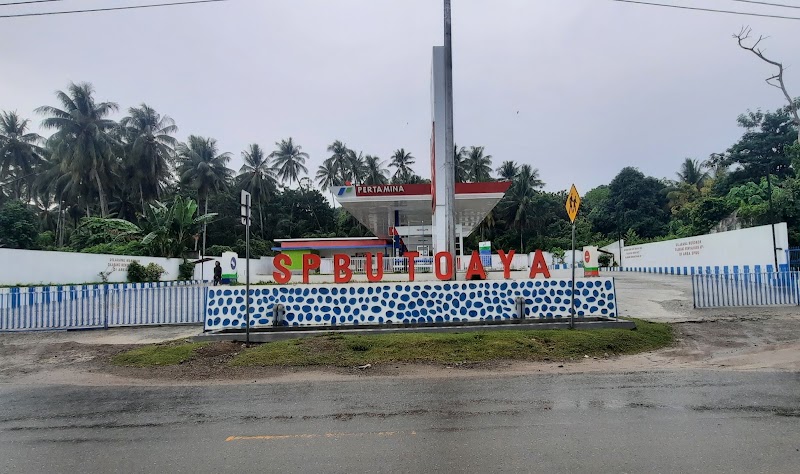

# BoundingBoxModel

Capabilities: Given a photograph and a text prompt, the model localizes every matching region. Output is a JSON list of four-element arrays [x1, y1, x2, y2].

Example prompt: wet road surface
[[1, 370, 799, 473]]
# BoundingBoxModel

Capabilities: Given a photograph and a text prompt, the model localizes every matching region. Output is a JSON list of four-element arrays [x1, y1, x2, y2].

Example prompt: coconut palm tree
[[464, 146, 493, 182], [119, 104, 178, 210], [238, 143, 276, 237], [454, 144, 468, 183], [271, 137, 308, 185], [517, 164, 544, 189], [363, 155, 388, 185], [326, 140, 350, 182], [676, 158, 709, 190], [496, 160, 519, 181], [0, 111, 44, 201], [36, 82, 119, 217], [389, 148, 415, 181], [176, 135, 232, 257], [345, 149, 367, 184], [502, 164, 544, 251], [316, 159, 340, 208]]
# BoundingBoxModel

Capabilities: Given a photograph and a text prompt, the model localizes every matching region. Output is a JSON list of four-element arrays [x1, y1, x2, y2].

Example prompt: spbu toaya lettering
[[272, 249, 552, 284]]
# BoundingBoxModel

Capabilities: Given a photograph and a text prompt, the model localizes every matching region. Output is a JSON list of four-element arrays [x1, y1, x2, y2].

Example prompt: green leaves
[[139, 196, 215, 258]]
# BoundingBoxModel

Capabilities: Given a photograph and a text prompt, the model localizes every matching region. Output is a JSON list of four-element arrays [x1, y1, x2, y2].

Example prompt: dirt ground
[[0, 273, 797, 386]]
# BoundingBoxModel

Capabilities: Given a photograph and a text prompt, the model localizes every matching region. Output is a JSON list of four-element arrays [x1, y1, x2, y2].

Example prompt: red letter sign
[[497, 249, 515, 279], [272, 253, 292, 284], [404, 251, 419, 282], [434, 251, 453, 281], [302, 254, 321, 284], [465, 250, 487, 280], [333, 254, 352, 283], [365, 252, 384, 282], [529, 249, 551, 279]]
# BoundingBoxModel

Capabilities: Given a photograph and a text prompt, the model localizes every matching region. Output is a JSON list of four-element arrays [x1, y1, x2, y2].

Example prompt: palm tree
[[464, 146, 493, 182], [36, 82, 119, 217], [389, 148, 415, 182], [502, 164, 544, 251], [496, 160, 519, 181], [0, 111, 44, 200], [676, 158, 709, 190], [316, 159, 340, 208], [326, 140, 350, 183], [34, 146, 87, 246], [238, 143, 276, 237], [119, 104, 178, 210], [454, 144, 468, 183], [176, 135, 232, 257], [271, 137, 308, 185], [363, 155, 388, 185], [517, 164, 544, 189], [345, 149, 367, 184]]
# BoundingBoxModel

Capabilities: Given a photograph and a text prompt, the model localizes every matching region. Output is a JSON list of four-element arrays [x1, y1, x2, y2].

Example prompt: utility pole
[[443, 0, 457, 279], [765, 168, 779, 271], [241, 190, 252, 344]]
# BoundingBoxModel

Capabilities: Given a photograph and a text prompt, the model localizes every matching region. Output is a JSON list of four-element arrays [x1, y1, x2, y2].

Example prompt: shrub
[[127, 261, 148, 282], [598, 254, 612, 267], [145, 263, 165, 282], [178, 261, 195, 280], [206, 245, 233, 257], [81, 241, 146, 256], [127, 261, 166, 282]]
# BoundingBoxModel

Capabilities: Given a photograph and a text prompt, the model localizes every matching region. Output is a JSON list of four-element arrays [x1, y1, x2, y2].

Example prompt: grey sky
[[1, 0, 798, 194]]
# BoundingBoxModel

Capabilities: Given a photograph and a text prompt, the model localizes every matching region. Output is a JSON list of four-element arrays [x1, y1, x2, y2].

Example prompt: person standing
[[213, 261, 222, 286]]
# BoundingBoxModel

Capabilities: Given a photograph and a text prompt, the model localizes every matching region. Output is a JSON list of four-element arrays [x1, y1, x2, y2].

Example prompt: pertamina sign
[[355, 185, 406, 196]]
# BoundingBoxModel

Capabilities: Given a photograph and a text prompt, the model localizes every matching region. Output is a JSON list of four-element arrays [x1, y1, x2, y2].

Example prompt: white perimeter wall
[[605, 223, 789, 270], [0, 249, 183, 286], [0, 249, 277, 286]]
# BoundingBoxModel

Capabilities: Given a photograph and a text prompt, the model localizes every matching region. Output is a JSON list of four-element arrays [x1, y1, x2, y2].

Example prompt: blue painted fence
[[605, 264, 778, 276], [691, 271, 800, 308], [0, 282, 207, 331]]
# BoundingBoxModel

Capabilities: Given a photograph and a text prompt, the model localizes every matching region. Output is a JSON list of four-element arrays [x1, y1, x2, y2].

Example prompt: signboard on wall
[[620, 223, 789, 269]]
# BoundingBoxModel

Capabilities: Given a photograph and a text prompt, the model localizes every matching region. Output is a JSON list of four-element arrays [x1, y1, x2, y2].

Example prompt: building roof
[[273, 237, 392, 252], [332, 182, 511, 239]]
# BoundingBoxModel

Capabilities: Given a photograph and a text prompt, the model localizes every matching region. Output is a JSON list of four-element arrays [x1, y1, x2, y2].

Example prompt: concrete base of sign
[[193, 317, 636, 343]]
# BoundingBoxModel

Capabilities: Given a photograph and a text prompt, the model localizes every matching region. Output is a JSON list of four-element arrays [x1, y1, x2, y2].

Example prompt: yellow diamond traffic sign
[[566, 184, 581, 223]]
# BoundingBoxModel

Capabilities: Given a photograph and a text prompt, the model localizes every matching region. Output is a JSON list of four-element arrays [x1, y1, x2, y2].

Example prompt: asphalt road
[[1, 370, 798, 473]]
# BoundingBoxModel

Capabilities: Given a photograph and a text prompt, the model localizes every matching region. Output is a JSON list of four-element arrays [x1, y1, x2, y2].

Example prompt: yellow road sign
[[566, 184, 581, 223]]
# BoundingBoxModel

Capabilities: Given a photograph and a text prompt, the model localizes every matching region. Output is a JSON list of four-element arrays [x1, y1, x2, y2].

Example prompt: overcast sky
[[1, 0, 798, 194]]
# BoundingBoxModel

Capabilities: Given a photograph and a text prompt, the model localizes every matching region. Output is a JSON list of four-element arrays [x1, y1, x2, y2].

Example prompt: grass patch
[[230, 319, 673, 367], [111, 341, 208, 367]]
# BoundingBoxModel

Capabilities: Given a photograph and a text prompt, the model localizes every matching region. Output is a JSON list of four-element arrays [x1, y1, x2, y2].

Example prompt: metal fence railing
[[692, 271, 800, 308], [788, 248, 800, 271], [0, 284, 207, 331]]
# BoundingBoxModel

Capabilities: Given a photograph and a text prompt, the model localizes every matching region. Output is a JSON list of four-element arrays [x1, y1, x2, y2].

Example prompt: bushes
[[205, 245, 233, 257], [81, 241, 146, 256], [178, 261, 195, 280], [127, 261, 166, 283]]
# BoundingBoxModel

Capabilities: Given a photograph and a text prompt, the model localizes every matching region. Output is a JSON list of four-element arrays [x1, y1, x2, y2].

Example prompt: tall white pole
[[443, 0, 457, 279]]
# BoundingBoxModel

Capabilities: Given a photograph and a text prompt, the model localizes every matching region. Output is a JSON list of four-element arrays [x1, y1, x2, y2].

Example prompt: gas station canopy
[[332, 182, 511, 239]]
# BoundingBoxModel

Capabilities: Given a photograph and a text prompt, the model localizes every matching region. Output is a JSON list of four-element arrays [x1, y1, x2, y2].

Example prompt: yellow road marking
[[226, 431, 416, 442]]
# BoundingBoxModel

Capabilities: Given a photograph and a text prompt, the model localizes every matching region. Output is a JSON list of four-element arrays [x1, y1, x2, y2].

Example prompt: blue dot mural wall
[[204, 278, 618, 330]]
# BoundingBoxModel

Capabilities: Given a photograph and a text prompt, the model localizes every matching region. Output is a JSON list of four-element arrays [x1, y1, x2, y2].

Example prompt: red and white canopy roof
[[332, 182, 511, 239]]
